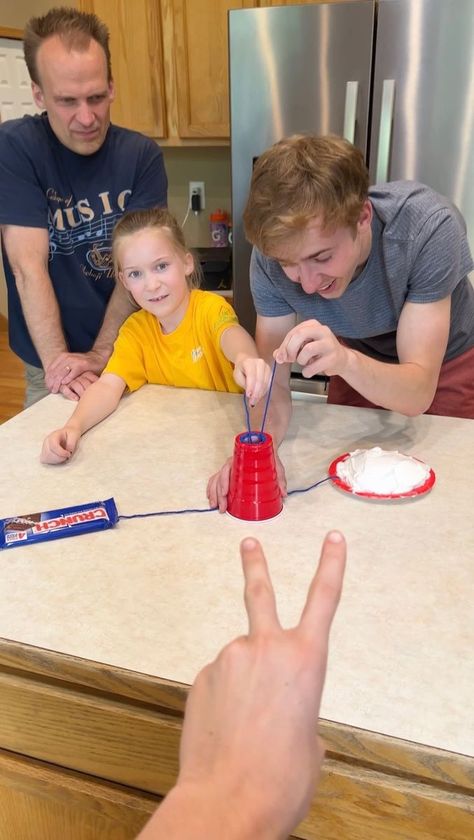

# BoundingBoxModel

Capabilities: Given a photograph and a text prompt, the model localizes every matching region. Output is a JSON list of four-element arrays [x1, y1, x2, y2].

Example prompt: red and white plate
[[328, 452, 436, 501]]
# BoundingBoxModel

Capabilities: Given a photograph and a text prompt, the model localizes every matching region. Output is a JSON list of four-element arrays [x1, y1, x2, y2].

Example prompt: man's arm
[[92, 282, 136, 361], [2, 225, 68, 369], [348, 297, 450, 414], [276, 298, 451, 416], [2, 224, 134, 399], [45, 282, 136, 394]]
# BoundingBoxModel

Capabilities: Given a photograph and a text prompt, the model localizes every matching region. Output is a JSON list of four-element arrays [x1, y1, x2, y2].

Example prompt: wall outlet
[[189, 180, 205, 210]]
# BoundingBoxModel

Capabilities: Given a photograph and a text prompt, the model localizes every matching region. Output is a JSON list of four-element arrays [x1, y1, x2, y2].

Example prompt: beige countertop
[[0, 386, 473, 758]]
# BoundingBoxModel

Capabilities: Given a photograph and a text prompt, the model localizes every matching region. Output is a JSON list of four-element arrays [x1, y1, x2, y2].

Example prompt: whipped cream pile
[[336, 447, 430, 494]]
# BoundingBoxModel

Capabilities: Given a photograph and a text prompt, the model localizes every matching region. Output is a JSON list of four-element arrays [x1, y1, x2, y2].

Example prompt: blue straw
[[241, 359, 278, 442], [243, 391, 252, 440], [260, 360, 277, 435]]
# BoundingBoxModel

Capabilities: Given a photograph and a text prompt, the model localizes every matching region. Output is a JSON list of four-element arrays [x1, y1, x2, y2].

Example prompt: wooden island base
[[0, 640, 472, 840]]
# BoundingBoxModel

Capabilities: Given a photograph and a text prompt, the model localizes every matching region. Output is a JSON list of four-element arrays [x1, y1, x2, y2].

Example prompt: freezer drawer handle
[[343, 81, 359, 145], [376, 79, 396, 183]]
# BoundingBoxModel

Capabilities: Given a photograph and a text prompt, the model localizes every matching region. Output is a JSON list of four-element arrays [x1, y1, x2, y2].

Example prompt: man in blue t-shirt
[[0, 7, 167, 406]]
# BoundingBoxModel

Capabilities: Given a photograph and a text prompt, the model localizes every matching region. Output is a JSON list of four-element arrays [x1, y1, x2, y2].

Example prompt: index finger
[[299, 531, 346, 640], [240, 537, 281, 635], [60, 384, 79, 401]]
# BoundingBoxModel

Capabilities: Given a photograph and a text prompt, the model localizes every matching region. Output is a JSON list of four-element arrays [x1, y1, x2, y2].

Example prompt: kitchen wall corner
[[0, 0, 76, 30]]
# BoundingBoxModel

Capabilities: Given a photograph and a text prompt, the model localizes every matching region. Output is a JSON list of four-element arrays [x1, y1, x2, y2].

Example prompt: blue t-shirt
[[251, 182, 474, 363], [0, 113, 168, 366]]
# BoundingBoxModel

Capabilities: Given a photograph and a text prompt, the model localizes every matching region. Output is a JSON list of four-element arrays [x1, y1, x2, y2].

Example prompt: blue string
[[119, 506, 218, 520], [243, 392, 252, 439], [241, 358, 277, 440], [260, 359, 277, 435], [287, 476, 334, 496], [117, 476, 336, 520]]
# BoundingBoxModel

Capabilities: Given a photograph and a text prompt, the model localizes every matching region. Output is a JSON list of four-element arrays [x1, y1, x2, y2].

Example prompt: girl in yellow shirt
[[41, 208, 271, 464]]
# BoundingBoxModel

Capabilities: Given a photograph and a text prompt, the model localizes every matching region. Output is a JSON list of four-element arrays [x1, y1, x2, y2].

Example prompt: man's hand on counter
[[137, 531, 346, 839]]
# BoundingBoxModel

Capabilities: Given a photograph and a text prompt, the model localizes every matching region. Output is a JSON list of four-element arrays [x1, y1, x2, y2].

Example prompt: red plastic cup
[[227, 431, 283, 521]]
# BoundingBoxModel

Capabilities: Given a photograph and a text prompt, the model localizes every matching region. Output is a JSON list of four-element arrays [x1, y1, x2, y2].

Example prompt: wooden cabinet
[[80, 1, 361, 143], [170, 0, 255, 139], [80, 0, 166, 139], [0, 751, 155, 840], [80, 0, 255, 143]]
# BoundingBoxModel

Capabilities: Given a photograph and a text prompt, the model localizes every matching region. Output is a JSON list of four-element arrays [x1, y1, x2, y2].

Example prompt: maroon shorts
[[327, 345, 474, 419]]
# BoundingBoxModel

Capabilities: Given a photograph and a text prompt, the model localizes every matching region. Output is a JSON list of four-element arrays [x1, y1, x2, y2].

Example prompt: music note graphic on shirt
[[88, 243, 113, 271]]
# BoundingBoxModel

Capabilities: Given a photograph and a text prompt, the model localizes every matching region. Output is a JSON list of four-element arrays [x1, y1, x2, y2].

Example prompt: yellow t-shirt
[[103, 289, 241, 393]]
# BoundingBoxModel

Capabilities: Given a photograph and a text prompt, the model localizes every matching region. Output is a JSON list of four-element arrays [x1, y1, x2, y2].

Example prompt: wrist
[[146, 780, 278, 840], [43, 347, 68, 372], [91, 344, 112, 366], [233, 351, 251, 368], [64, 419, 82, 436], [338, 346, 358, 380]]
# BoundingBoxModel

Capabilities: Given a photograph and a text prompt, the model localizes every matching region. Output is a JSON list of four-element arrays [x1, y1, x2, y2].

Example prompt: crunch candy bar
[[0, 498, 118, 550]]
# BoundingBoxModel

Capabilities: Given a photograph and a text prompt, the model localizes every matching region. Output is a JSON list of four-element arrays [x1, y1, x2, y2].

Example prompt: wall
[[163, 147, 231, 249], [0, 1, 75, 29]]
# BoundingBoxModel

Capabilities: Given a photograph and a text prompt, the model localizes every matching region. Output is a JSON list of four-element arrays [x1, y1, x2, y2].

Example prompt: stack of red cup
[[227, 432, 283, 521]]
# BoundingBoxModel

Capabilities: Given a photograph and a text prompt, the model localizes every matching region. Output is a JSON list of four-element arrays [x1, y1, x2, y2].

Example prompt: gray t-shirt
[[250, 181, 474, 362]]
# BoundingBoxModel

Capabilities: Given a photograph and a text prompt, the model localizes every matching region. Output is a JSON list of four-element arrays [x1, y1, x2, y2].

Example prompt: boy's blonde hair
[[112, 207, 202, 289], [243, 134, 369, 256]]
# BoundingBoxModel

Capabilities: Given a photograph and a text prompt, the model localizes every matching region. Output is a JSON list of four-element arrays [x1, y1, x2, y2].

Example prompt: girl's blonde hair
[[112, 207, 202, 289]]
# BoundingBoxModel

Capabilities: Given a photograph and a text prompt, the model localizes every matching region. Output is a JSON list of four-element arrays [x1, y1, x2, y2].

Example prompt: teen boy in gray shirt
[[208, 134, 474, 511]]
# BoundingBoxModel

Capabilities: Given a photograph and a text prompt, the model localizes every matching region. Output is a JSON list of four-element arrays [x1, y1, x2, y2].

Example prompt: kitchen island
[[0, 386, 472, 839]]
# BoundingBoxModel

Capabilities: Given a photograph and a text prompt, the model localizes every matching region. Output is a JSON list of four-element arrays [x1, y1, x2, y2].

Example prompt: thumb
[[64, 428, 79, 454], [273, 345, 288, 364]]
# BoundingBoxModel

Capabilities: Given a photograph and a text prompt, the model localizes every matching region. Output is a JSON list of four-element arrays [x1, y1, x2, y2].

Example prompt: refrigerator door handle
[[343, 81, 359, 144], [375, 79, 396, 183]]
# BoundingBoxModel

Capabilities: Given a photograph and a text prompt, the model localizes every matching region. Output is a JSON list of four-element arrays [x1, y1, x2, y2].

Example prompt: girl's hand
[[45, 349, 108, 394], [233, 356, 272, 406], [40, 427, 81, 465]]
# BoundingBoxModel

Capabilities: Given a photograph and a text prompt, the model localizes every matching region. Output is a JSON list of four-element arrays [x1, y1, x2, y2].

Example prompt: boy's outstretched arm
[[138, 531, 346, 840], [40, 373, 126, 464]]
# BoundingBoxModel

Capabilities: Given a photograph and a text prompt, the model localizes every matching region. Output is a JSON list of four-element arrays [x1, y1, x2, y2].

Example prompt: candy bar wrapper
[[0, 498, 118, 550]]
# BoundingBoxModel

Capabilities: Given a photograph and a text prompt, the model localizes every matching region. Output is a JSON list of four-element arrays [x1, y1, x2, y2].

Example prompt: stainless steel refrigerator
[[229, 0, 474, 336]]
